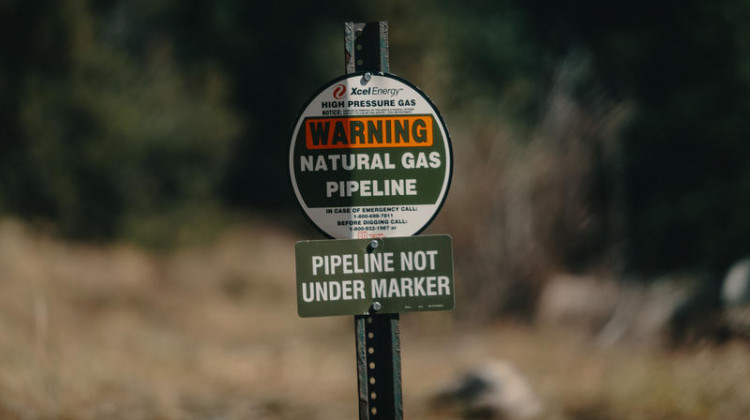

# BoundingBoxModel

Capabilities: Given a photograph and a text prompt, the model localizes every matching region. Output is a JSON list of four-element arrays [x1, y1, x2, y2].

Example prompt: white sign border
[[288, 72, 453, 239]]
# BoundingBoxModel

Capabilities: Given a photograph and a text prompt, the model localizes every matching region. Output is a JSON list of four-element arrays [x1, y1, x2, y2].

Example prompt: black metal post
[[346, 21, 403, 420]]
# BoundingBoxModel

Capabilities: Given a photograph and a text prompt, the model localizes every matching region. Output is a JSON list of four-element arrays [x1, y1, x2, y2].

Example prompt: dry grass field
[[1, 218, 748, 420]]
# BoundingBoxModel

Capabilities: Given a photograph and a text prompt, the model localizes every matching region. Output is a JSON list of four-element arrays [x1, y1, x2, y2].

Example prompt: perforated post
[[355, 313, 401, 420], [346, 21, 403, 420], [345, 21, 389, 74]]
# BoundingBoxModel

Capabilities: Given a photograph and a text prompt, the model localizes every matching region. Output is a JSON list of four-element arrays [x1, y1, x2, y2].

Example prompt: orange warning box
[[305, 115, 434, 150]]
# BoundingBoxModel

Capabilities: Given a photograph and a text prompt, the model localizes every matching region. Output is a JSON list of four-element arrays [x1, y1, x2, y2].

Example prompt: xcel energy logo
[[332, 84, 346, 100]]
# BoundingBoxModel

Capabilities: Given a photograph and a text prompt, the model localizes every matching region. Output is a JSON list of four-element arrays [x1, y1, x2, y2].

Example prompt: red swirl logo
[[332, 83, 346, 99]]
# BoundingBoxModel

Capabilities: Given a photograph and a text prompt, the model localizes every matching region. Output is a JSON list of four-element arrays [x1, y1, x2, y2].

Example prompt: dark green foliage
[[1, 0, 239, 241], [512, 0, 750, 273], [1, 0, 749, 274]]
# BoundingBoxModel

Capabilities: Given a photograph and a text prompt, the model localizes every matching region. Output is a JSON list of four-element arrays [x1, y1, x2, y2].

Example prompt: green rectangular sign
[[295, 235, 454, 317]]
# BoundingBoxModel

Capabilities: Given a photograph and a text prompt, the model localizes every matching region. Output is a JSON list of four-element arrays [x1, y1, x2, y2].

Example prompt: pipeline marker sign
[[295, 234, 454, 317], [289, 73, 452, 239]]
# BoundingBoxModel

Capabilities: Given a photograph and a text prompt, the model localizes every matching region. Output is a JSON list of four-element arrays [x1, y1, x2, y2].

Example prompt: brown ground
[[1, 219, 748, 420]]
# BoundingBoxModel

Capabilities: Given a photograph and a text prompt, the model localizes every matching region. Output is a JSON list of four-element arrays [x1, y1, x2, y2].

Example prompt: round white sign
[[289, 72, 452, 239]]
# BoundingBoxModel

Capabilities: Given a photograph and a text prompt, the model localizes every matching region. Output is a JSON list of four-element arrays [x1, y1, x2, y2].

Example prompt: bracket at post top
[[345, 21, 389, 74]]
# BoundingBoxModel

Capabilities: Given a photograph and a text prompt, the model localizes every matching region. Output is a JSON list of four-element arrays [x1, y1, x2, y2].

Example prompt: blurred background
[[1, 0, 749, 419]]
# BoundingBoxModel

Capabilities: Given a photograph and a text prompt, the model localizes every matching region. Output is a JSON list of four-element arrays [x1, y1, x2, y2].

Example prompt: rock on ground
[[432, 359, 543, 419]]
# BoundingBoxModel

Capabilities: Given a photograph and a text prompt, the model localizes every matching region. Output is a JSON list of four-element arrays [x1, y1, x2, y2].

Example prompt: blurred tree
[[0, 0, 239, 241], [0, 0, 370, 242], [515, 0, 750, 274], [140, 0, 367, 211]]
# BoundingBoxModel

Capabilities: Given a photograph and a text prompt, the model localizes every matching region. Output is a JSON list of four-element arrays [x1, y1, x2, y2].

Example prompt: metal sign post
[[289, 21, 453, 420], [347, 22, 402, 420]]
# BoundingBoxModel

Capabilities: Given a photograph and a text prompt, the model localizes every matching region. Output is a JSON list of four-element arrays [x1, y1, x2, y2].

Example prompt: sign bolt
[[372, 301, 382, 311], [363, 72, 372, 83], [369, 240, 379, 250]]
